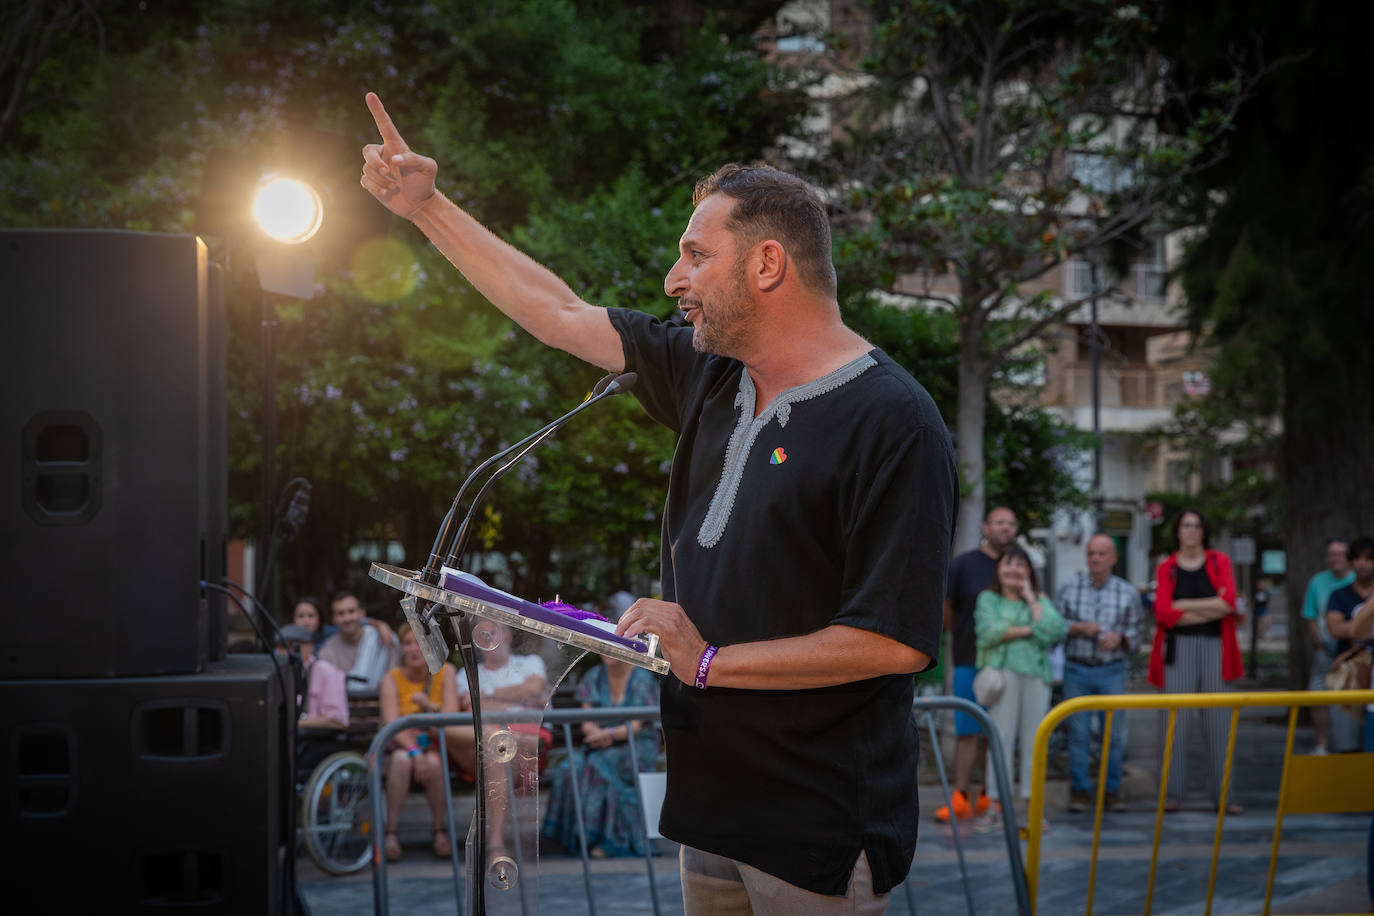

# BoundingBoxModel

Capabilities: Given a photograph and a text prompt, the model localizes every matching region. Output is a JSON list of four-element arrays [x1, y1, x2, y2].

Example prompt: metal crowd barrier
[[364, 696, 1031, 916], [1025, 689, 1374, 916]]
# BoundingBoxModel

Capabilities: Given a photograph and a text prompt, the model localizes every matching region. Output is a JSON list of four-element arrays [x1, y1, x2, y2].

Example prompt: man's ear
[[753, 239, 787, 293]]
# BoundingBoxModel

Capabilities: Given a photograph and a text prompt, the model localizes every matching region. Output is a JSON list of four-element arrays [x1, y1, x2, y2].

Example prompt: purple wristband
[[694, 645, 719, 690]]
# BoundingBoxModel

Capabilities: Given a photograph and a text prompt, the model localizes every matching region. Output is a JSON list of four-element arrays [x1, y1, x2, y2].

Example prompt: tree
[[1, 0, 806, 608], [800, 0, 1250, 549], [1158, 0, 1374, 686], [841, 291, 1093, 529], [0, 0, 102, 147]]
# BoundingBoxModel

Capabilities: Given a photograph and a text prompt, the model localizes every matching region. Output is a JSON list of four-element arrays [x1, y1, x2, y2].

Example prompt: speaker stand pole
[[258, 290, 278, 631]]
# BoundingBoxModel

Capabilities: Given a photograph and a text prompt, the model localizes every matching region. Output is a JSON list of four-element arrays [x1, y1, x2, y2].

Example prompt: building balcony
[[1042, 366, 1191, 431]]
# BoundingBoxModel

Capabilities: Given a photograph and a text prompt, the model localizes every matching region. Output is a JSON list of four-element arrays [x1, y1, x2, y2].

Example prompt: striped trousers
[[1161, 634, 1231, 803]]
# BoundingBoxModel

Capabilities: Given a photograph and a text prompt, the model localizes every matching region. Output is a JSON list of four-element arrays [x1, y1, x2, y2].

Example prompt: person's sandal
[[433, 828, 452, 858], [384, 831, 402, 862]]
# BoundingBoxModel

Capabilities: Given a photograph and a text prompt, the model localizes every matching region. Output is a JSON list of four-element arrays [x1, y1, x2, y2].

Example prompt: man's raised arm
[[359, 92, 624, 372]]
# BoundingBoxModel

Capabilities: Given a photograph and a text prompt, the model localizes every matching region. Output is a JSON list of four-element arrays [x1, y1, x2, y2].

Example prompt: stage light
[[252, 176, 323, 244]]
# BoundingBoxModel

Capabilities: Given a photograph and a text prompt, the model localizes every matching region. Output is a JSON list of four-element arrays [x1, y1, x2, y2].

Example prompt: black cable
[[223, 576, 290, 650], [202, 579, 298, 916], [213, 580, 276, 656]]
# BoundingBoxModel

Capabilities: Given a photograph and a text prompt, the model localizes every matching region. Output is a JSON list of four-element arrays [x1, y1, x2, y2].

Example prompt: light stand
[[250, 184, 321, 616], [259, 289, 278, 579]]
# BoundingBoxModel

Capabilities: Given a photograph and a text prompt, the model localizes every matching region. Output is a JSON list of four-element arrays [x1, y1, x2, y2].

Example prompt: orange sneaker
[[935, 789, 974, 822], [974, 790, 991, 815]]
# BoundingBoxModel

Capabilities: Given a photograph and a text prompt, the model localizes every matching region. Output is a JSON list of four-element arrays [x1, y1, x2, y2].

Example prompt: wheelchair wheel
[[301, 750, 373, 876]]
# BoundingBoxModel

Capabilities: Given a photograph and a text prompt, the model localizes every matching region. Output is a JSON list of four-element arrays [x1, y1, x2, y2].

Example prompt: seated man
[[318, 590, 398, 695]]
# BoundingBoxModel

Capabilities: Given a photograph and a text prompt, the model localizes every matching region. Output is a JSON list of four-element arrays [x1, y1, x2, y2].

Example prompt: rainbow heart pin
[[770, 447, 787, 465]]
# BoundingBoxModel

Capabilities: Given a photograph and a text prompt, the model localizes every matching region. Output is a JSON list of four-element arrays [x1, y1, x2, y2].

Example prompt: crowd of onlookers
[[939, 506, 1374, 837], [277, 587, 660, 863], [274, 514, 1372, 877]]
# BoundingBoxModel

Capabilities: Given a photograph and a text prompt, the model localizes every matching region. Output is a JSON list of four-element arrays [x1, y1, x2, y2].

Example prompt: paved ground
[[299, 701, 1371, 915]]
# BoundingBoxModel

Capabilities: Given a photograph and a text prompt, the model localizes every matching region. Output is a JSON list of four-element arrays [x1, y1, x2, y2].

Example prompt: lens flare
[[350, 236, 419, 302], [252, 177, 323, 244]]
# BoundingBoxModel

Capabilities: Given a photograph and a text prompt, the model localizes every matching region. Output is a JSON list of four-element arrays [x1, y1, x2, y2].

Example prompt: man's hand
[[615, 598, 708, 687], [1098, 631, 1123, 652], [361, 92, 438, 219], [1072, 621, 1102, 638]]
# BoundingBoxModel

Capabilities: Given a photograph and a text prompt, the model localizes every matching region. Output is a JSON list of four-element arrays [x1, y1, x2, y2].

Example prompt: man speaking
[[361, 92, 956, 912]]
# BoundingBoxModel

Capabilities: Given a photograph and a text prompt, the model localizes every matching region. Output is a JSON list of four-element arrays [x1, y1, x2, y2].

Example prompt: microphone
[[280, 480, 312, 540], [414, 372, 638, 592], [444, 371, 636, 570]]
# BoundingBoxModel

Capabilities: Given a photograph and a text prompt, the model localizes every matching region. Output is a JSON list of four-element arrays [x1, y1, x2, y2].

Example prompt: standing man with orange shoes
[[937, 506, 1019, 822]]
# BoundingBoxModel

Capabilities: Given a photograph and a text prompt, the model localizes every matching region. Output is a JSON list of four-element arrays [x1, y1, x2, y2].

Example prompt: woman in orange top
[[380, 622, 459, 861]]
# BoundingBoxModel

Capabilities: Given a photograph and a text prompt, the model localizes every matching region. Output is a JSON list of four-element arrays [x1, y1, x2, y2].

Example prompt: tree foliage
[[0, 0, 805, 608], [797, 0, 1251, 549], [841, 294, 1093, 529], [3, 0, 1117, 615], [1153, 0, 1374, 685]]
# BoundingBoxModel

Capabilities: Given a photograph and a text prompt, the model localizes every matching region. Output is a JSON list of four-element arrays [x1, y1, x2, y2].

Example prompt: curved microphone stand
[[371, 372, 656, 914]]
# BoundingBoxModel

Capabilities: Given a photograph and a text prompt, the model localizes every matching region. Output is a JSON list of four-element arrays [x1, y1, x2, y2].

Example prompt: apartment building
[[1033, 246, 1214, 591], [759, 1, 1228, 590]]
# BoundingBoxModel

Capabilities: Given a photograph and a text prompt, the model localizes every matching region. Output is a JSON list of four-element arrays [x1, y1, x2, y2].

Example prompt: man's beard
[[690, 259, 755, 357]]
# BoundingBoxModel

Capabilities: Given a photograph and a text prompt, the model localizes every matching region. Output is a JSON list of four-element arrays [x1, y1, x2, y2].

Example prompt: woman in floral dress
[[542, 656, 660, 857]]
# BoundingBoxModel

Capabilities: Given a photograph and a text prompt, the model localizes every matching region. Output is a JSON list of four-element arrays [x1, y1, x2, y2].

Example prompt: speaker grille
[[135, 699, 231, 760], [11, 726, 76, 818], [142, 850, 228, 905], [22, 411, 102, 524]]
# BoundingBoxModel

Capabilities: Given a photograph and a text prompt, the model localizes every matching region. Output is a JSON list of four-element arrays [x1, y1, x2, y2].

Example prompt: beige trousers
[[984, 668, 1052, 800], [679, 845, 893, 915]]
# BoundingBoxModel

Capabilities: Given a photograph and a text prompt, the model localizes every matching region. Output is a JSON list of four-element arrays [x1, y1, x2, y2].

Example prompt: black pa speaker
[[0, 229, 227, 677], [1, 655, 290, 913]]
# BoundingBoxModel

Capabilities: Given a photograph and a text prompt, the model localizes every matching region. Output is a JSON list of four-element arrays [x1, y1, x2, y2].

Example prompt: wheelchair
[[295, 695, 380, 876]]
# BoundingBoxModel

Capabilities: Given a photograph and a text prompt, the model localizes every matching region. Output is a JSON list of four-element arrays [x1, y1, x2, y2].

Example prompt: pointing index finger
[[365, 91, 407, 149]]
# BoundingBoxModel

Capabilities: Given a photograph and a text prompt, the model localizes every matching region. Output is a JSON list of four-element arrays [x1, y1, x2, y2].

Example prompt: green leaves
[[2, 0, 803, 602]]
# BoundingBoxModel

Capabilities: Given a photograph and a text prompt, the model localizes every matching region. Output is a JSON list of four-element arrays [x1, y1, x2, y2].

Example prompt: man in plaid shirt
[[1055, 534, 1144, 812]]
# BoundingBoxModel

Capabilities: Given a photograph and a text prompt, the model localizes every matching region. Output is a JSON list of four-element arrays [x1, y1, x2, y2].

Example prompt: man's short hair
[[1324, 537, 1349, 551], [985, 505, 1015, 522], [693, 163, 837, 297], [330, 589, 359, 608], [1087, 532, 1117, 550], [1346, 536, 1374, 562]]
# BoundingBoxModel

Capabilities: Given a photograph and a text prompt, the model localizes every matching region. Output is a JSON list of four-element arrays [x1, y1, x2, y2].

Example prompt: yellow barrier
[[1025, 689, 1374, 916]]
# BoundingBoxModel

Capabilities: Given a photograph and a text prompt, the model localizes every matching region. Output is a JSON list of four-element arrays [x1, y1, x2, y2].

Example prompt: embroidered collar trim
[[696, 353, 877, 549]]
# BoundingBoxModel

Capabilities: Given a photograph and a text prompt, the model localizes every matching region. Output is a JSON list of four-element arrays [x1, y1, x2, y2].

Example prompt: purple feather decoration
[[540, 600, 608, 623]]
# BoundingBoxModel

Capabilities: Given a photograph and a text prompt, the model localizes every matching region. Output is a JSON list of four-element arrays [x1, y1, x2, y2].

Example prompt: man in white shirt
[[318, 590, 399, 695]]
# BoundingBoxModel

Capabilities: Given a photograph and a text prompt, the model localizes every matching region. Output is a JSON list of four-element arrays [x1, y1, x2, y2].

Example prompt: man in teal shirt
[[1303, 538, 1353, 754]]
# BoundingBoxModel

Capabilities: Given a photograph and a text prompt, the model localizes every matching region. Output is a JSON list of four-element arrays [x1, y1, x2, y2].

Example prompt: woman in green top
[[974, 545, 1067, 828]]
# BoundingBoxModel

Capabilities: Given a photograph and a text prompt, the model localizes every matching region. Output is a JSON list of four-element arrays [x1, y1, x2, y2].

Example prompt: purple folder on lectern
[[439, 566, 650, 655]]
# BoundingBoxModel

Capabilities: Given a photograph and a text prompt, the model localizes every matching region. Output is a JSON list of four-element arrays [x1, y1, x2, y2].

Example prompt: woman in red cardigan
[[1149, 508, 1244, 814]]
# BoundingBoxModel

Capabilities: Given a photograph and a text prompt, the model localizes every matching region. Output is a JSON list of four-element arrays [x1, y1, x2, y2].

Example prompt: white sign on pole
[[1232, 537, 1256, 566]]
